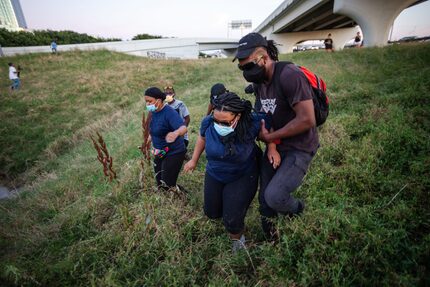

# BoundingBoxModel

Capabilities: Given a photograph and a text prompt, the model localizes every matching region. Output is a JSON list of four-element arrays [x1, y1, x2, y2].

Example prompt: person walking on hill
[[207, 83, 228, 115], [144, 87, 188, 191], [164, 86, 191, 148], [234, 32, 319, 240], [324, 33, 334, 52], [8, 63, 20, 91], [184, 92, 268, 252]]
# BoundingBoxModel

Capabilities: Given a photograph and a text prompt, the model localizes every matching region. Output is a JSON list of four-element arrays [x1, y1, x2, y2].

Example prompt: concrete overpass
[[1, 38, 239, 59], [255, 0, 424, 53]]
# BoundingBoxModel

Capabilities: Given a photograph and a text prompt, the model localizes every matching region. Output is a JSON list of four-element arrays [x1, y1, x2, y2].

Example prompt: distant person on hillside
[[164, 86, 191, 148], [8, 63, 20, 91], [207, 83, 228, 115], [144, 87, 188, 191], [324, 33, 334, 52], [51, 40, 57, 54], [184, 92, 268, 252], [354, 32, 362, 48]]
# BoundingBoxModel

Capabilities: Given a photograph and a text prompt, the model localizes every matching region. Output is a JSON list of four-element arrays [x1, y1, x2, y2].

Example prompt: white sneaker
[[232, 235, 246, 253]]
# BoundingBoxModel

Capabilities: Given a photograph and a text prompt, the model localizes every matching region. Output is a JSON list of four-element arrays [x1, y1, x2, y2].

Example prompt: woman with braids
[[184, 92, 269, 252]]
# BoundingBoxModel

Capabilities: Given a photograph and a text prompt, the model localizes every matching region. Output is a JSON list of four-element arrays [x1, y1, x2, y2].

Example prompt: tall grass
[[1, 43, 429, 286]]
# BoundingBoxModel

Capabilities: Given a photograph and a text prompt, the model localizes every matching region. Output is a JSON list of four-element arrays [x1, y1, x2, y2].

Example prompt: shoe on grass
[[232, 234, 246, 253]]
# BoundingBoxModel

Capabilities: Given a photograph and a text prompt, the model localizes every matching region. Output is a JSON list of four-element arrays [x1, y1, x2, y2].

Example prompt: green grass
[[1, 43, 429, 286]]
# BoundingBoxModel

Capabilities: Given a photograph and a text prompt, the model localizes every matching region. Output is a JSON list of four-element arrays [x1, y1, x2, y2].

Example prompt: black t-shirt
[[324, 38, 333, 48], [255, 63, 319, 154]]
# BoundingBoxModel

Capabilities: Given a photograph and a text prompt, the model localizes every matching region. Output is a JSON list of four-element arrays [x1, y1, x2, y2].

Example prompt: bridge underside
[[277, 0, 356, 33], [257, 0, 425, 52]]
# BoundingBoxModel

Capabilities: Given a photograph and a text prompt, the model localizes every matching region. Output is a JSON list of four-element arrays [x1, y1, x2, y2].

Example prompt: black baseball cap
[[210, 83, 227, 97], [233, 32, 268, 62]]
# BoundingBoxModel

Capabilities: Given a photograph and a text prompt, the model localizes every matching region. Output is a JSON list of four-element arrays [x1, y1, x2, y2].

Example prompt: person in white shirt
[[8, 63, 20, 90], [164, 86, 191, 147]]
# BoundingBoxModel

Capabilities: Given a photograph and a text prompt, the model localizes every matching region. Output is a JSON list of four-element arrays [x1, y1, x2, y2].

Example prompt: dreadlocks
[[266, 40, 279, 61], [213, 92, 253, 142]]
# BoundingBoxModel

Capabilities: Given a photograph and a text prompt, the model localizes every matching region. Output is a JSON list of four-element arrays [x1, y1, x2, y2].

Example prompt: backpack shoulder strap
[[273, 61, 294, 108]]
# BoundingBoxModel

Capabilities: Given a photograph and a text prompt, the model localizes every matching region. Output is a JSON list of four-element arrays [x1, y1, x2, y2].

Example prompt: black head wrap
[[145, 87, 166, 101]]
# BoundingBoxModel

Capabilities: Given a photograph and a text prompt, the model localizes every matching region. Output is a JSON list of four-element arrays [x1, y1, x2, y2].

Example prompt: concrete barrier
[[1, 38, 238, 59]]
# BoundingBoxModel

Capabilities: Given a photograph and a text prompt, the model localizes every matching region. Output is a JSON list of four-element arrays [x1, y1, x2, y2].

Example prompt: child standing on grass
[[144, 87, 188, 191], [8, 63, 20, 91], [51, 40, 57, 54]]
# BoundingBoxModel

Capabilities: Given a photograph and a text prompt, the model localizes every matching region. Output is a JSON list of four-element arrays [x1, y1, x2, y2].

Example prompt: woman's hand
[[165, 131, 179, 143], [267, 144, 281, 169], [184, 159, 197, 173]]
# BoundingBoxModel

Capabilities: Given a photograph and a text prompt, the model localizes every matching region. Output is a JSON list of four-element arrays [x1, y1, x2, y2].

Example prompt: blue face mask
[[214, 122, 235, 137], [146, 104, 157, 112]]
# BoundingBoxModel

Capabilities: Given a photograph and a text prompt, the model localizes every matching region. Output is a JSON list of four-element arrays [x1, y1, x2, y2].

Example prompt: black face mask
[[243, 64, 266, 84]]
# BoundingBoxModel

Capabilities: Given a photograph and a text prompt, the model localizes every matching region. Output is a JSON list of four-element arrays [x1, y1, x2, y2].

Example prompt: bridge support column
[[333, 0, 417, 47], [266, 27, 358, 53]]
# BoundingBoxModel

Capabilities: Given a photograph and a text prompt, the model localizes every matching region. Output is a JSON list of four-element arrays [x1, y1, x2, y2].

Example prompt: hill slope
[[1, 44, 429, 286]]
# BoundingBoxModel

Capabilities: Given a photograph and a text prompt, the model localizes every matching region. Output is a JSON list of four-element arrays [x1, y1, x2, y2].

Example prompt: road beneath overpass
[[255, 0, 426, 52]]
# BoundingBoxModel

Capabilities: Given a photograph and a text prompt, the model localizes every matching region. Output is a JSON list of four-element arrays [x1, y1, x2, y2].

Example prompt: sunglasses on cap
[[237, 55, 264, 71]]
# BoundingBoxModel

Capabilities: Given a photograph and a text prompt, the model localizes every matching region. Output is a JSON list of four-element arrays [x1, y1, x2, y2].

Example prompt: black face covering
[[243, 64, 266, 84]]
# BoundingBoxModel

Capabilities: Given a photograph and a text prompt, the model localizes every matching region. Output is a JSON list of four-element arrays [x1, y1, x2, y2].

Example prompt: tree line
[[0, 29, 163, 47]]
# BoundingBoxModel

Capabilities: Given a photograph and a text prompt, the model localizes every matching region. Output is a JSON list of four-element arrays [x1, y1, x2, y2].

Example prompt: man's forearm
[[265, 117, 314, 142]]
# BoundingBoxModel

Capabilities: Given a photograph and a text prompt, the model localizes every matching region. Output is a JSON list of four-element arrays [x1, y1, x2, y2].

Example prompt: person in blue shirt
[[51, 40, 57, 54], [144, 87, 188, 191], [184, 92, 268, 252]]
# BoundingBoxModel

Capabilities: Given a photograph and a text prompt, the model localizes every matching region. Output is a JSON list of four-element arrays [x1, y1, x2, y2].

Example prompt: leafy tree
[[132, 33, 162, 40], [0, 28, 121, 47]]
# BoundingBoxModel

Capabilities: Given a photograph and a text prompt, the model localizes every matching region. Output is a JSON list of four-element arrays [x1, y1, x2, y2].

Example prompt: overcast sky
[[20, 0, 430, 41]]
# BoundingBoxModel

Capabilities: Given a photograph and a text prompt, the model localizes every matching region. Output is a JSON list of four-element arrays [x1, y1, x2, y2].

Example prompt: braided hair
[[213, 92, 253, 142]]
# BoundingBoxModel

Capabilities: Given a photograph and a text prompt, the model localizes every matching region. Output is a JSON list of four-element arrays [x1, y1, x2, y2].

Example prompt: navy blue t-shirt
[[150, 105, 186, 156], [200, 113, 267, 183]]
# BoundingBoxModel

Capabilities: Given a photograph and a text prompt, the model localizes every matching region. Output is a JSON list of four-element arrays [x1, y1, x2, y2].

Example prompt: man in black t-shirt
[[324, 33, 333, 52], [234, 33, 319, 240], [354, 32, 362, 47]]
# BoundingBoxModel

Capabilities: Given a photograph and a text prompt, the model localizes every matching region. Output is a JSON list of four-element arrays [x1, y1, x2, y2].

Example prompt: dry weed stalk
[[90, 132, 117, 182], [140, 112, 151, 161], [139, 112, 152, 187]]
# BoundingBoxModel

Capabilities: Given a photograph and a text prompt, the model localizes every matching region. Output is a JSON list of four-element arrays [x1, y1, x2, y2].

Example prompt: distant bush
[[132, 33, 162, 40], [0, 28, 121, 47]]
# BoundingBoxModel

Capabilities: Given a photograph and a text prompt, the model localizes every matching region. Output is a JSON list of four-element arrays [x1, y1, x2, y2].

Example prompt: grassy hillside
[[0, 44, 429, 286]]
